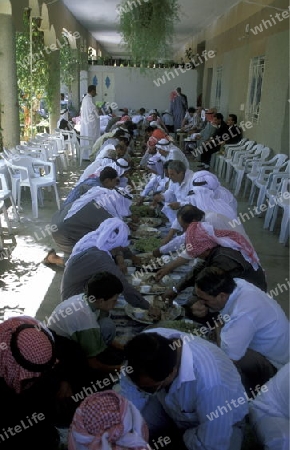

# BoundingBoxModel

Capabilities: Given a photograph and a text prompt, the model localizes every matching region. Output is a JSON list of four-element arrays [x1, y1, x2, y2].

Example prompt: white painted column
[[0, 13, 20, 148]]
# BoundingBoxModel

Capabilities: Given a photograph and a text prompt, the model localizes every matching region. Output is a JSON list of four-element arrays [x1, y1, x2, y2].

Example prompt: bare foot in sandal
[[43, 249, 65, 267]]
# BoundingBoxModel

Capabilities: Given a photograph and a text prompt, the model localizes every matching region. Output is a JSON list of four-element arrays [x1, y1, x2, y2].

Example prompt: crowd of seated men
[[0, 103, 288, 450]]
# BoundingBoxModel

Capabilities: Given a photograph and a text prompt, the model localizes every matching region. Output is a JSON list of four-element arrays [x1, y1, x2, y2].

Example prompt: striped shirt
[[122, 328, 248, 450]]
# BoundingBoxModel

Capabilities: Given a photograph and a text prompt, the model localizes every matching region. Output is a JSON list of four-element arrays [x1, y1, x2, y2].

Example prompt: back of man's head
[[195, 267, 236, 296], [177, 204, 205, 224], [85, 272, 123, 302], [125, 332, 178, 383], [188, 107, 196, 114], [168, 160, 186, 174], [99, 167, 118, 183], [229, 114, 237, 124], [214, 113, 224, 121], [88, 85, 96, 94]]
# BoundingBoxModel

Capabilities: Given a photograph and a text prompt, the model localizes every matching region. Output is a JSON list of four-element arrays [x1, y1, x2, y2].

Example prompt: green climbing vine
[[15, 8, 50, 138]]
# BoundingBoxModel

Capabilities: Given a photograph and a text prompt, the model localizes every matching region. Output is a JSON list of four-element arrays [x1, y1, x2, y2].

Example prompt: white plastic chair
[[9, 156, 60, 219], [263, 171, 290, 231], [246, 155, 288, 206], [264, 177, 290, 245], [55, 129, 77, 160], [0, 172, 20, 233], [255, 160, 290, 211], [217, 138, 248, 178], [225, 140, 256, 183], [232, 146, 271, 196]]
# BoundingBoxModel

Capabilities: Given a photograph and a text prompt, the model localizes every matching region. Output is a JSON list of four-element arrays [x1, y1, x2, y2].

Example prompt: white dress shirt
[[249, 363, 289, 450], [163, 169, 195, 204], [220, 279, 290, 368], [121, 328, 248, 450]]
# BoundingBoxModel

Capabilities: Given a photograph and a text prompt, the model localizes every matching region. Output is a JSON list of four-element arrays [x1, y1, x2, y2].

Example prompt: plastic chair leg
[[31, 186, 39, 219], [9, 194, 20, 222], [256, 187, 266, 211], [53, 184, 61, 210], [249, 184, 256, 206], [279, 209, 290, 245], [234, 171, 244, 196], [269, 205, 279, 232], [2, 204, 13, 234]]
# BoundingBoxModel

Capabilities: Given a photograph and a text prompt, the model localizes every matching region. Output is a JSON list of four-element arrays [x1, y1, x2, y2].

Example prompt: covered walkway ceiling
[[61, 0, 241, 58]]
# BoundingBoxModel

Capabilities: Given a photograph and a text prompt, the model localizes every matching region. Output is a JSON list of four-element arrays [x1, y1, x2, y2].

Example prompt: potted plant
[[118, 0, 180, 66]]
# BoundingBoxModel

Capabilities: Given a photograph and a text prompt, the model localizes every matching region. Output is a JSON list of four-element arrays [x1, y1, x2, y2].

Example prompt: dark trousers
[[235, 349, 278, 396], [200, 142, 220, 165]]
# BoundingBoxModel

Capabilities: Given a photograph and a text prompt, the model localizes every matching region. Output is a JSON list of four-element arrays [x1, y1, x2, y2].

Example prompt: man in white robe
[[80, 85, 100, 160]]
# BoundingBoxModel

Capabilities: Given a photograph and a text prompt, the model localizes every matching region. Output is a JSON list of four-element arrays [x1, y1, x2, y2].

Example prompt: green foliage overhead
[[118, 0, 180, 63], [59, 37, 79, 88], [15, 9, 50, 137]]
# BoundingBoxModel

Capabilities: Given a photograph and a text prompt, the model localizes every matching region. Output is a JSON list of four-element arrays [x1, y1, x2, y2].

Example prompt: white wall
[[88, 66, 197, 112]]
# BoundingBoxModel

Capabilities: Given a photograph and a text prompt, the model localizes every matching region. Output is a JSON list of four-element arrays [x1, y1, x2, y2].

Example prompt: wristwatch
[[172, 286, 178, 294]]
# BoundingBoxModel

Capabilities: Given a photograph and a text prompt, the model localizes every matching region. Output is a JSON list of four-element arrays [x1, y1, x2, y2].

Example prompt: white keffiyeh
[[67, 218, 130, 263], [64, 186, 131, 221], [192, 170, 220, 190]]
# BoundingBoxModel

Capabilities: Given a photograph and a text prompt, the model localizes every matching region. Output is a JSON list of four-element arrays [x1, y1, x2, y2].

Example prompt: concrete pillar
[[0, 13, 20, 148], [47, 50, 60, 132]]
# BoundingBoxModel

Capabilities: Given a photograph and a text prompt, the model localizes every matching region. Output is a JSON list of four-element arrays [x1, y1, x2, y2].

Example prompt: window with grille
[[246, 56, 265, 123], [215, 66, 222, 110]]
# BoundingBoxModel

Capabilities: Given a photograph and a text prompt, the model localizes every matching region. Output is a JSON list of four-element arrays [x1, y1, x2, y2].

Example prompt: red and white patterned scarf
[[68, 391, 149, 450], [0, 316, 56, 393], [185, 222, 260, 269]]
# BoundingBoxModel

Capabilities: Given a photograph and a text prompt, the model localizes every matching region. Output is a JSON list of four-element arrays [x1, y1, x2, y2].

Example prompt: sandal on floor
[[42, 248, 57, 266]]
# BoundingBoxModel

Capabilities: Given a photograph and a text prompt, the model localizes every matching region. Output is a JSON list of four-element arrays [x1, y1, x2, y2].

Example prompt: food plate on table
[[139, 218, 162, 227], [125, 302, 182, 325], [133, 236, 161, 252], [132, 226, 161, 238]]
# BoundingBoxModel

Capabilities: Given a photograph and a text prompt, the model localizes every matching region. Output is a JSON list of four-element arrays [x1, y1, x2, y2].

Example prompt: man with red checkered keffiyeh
[[0, 316, 88, 450], [68, 391, 149, 450], [161, 221, 267, 321]]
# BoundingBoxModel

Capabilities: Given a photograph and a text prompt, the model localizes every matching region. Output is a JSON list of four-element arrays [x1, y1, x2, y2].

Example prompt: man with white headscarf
[[77, 144, 117, 184], [79, 143, 128, 184], [156, 138, 189, 169], [60, 219, 150, 310], [46, 186, 133, 267], [153, 160, 194, 224]]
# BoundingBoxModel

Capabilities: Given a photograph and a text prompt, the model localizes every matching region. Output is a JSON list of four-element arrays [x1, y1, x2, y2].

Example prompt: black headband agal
[[10, 324, 56, 373]]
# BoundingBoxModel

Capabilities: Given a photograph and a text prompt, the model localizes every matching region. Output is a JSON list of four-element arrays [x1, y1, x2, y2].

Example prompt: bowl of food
[[170, 274, 182, 282], [133, 308, 146, 319], [140, 285, 151, 294], [132, 277, 142, 287]]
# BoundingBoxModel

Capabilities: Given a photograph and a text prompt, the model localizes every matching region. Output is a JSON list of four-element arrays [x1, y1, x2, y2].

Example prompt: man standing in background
[[170, 87, 188, 131], [80, 85, 100, 160]]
